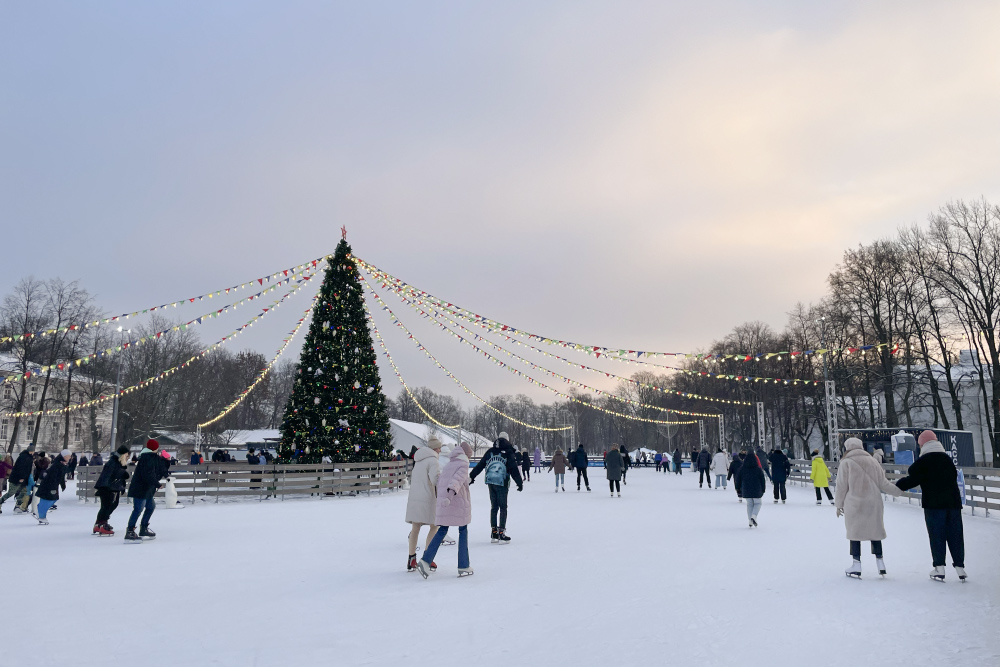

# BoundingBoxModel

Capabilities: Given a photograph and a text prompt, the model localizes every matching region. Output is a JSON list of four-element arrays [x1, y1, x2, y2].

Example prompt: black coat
[[90, 453, 103, 467], [95, 458, 130, 493], [127, 452, 164, 499], [672, 450, 682, 465], [521, 451, 531, 468], [735, 455, 766, 499], [571, 447, 589, 470], [728, 456, 743, 480], [35, 459, 66, 501], [895, 451, 962, 510], [10, 450, 34, 485], [755, 448, 772, 479], [697, 450, 711, 470], [470, 439, 524, 488], [767, 450, 791, 483]]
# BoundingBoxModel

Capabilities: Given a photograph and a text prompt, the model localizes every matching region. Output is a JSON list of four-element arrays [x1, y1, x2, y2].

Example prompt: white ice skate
[[955, 566, 967, 582], [929, 566, 946, 582], [617, 493, 621, 497], [773, 499, 778, 504], [416, 559, 431, 580], [845, 559, 862, 579], [876, 558, 886, 577], [37, 517, 49, 525], [750, 517, 758, 527], [815, 500, 821, 505], [458, 568, 474, 578]]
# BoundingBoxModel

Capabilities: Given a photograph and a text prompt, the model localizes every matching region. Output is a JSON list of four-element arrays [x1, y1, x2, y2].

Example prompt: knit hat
[[146, 439, 160, 451], [26, 444, 35, 453], [61, 449, 71, 458], [917, 430, 937, 447], [116, 445, 130, 456], [460, 441, 473, 457], [426, 435, 442, 451], [499, 431, 509, 440], [161, 450, 171, 459]]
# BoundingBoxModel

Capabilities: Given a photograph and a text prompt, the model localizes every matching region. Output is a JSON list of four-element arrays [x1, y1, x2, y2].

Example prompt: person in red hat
[[124, 439, 167, 543]]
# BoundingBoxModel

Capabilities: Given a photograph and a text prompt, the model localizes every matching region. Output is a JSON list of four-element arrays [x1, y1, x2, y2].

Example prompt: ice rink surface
[[7, 468, 998, 666]]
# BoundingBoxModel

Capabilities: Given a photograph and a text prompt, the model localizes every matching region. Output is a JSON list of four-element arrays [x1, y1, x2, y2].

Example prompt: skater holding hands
[[550, 448, 567, 492], [93, 445, 131, 535], [405, 436, 442, 572], [417, 441, 474, 579]]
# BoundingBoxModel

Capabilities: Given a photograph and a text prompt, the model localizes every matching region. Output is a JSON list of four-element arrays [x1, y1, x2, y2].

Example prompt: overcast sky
[[3, 2, 1000, 406]]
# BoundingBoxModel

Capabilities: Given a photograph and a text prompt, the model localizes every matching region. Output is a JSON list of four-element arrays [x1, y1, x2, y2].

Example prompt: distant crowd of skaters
[[403, 429, 969, 584]]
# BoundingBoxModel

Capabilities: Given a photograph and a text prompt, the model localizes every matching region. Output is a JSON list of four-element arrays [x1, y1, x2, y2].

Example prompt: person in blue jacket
[[735, 449, 767, 527], [125, 439, 167, 543], [571, 445, 591, 492]]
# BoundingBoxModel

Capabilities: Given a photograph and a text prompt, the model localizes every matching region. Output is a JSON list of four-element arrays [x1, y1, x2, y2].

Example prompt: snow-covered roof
[[388, 419, 492, 450], [222, 429, 282, 445]]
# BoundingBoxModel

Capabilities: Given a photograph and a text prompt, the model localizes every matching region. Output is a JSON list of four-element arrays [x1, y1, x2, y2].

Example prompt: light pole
[[108, 327, 131, 453]]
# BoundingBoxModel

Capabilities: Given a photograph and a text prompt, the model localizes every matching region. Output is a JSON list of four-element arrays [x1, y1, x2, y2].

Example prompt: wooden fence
[[74, 461, 409, 503], [788, 459, 999, 516]]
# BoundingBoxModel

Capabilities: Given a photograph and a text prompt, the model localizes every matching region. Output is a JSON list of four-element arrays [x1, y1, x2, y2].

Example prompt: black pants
[[577, 467, 589, 489], [924, 508, 965, 567], [488, 484, 508, 529], [816, 487, 833, 501], [521, 465, 530, 481], [773, 481, 787, 501], [674, 463, 681, 474], [609, 480, 620, 493], [850, 540, 883, 559], [95, 489, 120, 524], [622, 468, 627, 482], [699, 469, 711, 487]]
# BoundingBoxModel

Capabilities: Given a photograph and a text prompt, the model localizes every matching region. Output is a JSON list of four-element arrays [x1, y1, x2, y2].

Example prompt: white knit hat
[[499, 431, 509, 440]]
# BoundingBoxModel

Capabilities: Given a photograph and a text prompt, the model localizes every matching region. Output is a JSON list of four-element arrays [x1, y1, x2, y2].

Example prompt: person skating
[[65, 452, 78, 480], [672, 448, 683, 475], [124, 439, 167, 543], [0, 453, 11, 498], [0, 445, 34, 514], [533, 446, 542, 474], [418, 441, 475, 579], [21, 453, 50, 515], [90, 452, 103, 467], [469, 432, 523, 543], [550, 448, 567, 492], [605, 446, 624, 497], [729, 450, 746, 502], [520, 449, 531, 482], [697, 447, 712, 488], [835, 438, 902, 578], [571, 444, 591, 491], [711, 449, 730, 490], [405, 437, 442, 572], [768, 448, 792, 504], [93, 445, 131, 536], [33, 449, 68, 525], [895, 430, 967, 582], [620, 445, 630, 485], [873, 447, 885, 464], [654, 451, 662, 472], [811, 450, 835, 505], [735, 449, 766, 527]]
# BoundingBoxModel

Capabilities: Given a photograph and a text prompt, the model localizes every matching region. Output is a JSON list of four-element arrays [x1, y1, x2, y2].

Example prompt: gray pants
[[746, 498, 762, 520]]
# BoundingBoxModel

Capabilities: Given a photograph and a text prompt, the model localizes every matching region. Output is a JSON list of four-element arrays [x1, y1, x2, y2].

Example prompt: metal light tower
[[108, 327, 130, 452], [756, 402, 765, 451]]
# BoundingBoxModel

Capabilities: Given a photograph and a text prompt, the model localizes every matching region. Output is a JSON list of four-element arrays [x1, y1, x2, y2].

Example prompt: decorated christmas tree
[[277, 234, 393, 463]]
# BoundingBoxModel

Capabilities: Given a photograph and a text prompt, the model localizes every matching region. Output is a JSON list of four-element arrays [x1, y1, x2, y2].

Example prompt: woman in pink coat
[[417, 441, 473, 579]]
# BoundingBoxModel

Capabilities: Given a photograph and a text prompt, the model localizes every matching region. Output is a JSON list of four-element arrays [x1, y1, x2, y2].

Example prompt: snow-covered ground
[[6, 469, 999, 667]]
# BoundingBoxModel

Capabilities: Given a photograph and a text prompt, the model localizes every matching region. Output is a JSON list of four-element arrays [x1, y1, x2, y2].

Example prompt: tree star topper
[[341, 225, 347, 240]]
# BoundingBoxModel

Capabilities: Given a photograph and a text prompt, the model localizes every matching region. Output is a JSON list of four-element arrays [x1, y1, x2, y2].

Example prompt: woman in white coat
[[835, 437, 902, 578], [406, 436, 442, 572], [711, 449, 730, 490]]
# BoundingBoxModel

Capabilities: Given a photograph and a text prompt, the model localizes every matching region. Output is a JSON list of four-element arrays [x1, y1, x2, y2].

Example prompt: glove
[[836, 508, 844, 517], [469, 478, 475, 485], [517, 486, 523, 492]]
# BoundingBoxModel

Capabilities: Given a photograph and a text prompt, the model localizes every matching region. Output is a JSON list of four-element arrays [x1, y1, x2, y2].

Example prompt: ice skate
[[13, 507, 25, 514], [416, 559, 431, 579], [876, 558, 886, 577], [441, 539, 456, 546], [561, 486, 565, 492], [816, 500, 822, 505], [748, 520, 753, 528], [955, 566, 967, 582], [750, 517, 758, 527], [586, 486, 591, 492], [429, 561, 438, 572], [407, 555, 417, 572], [555, 488, 559, 492], [845, 559, 862, 579], [490, 528, 499, 543], [781, 500, 786, 504], [617, 493, 621, 497], [929, 566, 946, 582], [124, 528, 142, 543], [829, 500, 835, 505], [610, 491, 614, 497], [773, 499, 778, 504], [458, 568, 474, 577], [139, 526, 156, 540], [37, 517, 49, 525], [497, 529, 511, 544], [94, 523, 114, 536]]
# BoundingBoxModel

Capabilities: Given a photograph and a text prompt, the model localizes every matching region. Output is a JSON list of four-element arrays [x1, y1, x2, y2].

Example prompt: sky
[[3, 2, 1000, 407]]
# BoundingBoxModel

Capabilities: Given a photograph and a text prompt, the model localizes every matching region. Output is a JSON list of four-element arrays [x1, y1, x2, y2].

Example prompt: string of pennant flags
[[355, 256, 904, 365], [0, 254, 329, 345], [361, 275, 696, 426], [8, 277, 316, 418], [0, 268, 318, 387], [370, 275, 751, 409], [199, 296, 321, 428], [362, 286, 571, 432]]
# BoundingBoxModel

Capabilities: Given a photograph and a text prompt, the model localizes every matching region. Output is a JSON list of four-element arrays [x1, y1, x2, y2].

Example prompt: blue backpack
[[484, 452, 508, 486]]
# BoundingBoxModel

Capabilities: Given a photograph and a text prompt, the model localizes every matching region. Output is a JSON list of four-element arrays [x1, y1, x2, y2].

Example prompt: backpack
[[484, 452, 508, 486]]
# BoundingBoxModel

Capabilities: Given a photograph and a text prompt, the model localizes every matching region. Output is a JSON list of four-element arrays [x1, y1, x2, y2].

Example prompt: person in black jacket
[[65, 452, 78, 480], [90, 452, 104, 467], [34, 449, 68, 525], [728, 451, 745, 502], [672, 448, 683, 475], [697, 448, 712, 488], [125, 439, 167, 543], [570, 444, 591, 491], [620, 445, 630, 485], [735, 449, 766, 527], [520, 449, 531, 482], [0, 445, 35, 513], [768, 448, 792, 504], [895, 431, 966, 582], [469, 433, 523, 543], [93, 445, 131, 536]]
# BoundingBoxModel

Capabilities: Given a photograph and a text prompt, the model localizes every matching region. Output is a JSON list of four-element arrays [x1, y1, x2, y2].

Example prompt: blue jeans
[[128, 496, 156, 530], [554, 473, 564, 488], [422, 526, 469, 569], [746, 498, 762, 519], [37, 499, 56, 519], [715, 474, 727, 488]]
